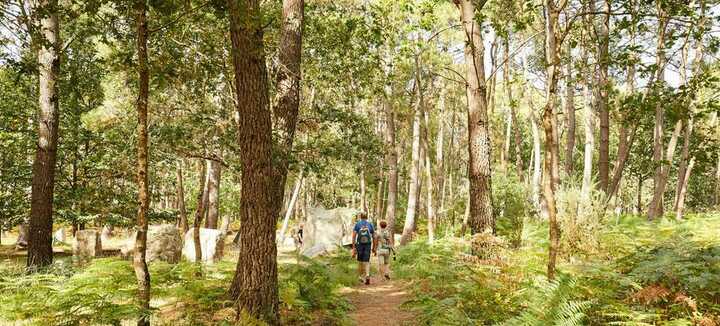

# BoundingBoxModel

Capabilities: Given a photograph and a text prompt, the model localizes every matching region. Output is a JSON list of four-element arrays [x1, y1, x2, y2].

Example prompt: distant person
[[294, 223, 304, 250], [351, 212, 375, 285], [375, 220, 394, 280]]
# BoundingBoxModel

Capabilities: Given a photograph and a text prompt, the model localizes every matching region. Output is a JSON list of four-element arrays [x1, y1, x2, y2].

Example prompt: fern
[[503, 276, 591, 326]]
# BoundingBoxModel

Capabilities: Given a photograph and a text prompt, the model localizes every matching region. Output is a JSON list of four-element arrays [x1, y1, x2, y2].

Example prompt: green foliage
[[493, 172, 529, 248], [505, 276, 591, 326], [279, 256, 353, 325], [394, 214, 720, 325], [0, 256, 353, 325]]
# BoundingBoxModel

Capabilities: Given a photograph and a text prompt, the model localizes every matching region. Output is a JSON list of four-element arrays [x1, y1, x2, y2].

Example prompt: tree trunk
[[563, 41, 575, 177], [269, 0, 305, 223], [176, 160, 188, 234], [596, 0, 611, 193], [579, 48, 594, 214], [648, 6, 670, 220], [436, 88, 446, 220], [132, 1, 151, 324], [502, 37, 513, 175], [524, 57, 542, 212], [384, 85, 398, 242], [278, 173, 303, 243], [637, 177, 643, 214], [457, 0, 494, 235], [205, 160, 221, 229], [359, 168, 368, 213], [675, 8, 705, 211], [607, 126, 637, 202], [226, 0, 279, 323], [400, 58, 423, 245], [27, 0, 60, 269], [675, 157, 695, 220], [542, 0, 563, 281], [192, 160, 209, 262], [648, 120, 684, 219], [375, 175, 385, 224], [422, 107, 435, 244]]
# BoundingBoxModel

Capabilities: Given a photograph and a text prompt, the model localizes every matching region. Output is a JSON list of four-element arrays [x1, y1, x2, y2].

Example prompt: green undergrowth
[[0, 251, 355, 325], [394, 214, 720, 325]]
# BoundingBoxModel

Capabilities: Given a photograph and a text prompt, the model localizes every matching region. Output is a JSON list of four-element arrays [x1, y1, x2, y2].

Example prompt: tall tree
[[541, 0, 567, 280], [27, 0, 60, 269], [383, 82, 398, 243], [132, 0, 151, 324], [205, 160, 221, 229], [456, 0, 494, 235], [269, 0, 306, 220], [176, 160, 188, 234], [226, 0, 279, 322], [400, 57, 423, 245], [563, 41, 575, 177], [647, 3, 672, 220], [595, 0, 611, 193], [193, 160, 208, 262]]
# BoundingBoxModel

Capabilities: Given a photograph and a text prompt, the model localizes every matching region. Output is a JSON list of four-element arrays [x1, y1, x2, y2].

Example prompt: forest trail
[[342, 275, 415, 326]]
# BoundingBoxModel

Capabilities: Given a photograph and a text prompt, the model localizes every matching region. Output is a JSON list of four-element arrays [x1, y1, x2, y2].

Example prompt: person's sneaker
[[365, 277, 370, 285], [384, 274, 390, 280]]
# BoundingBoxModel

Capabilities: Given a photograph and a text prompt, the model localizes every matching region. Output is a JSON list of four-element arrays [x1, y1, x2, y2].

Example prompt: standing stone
[[146, 224, 182, 263], [120, 224, 182, 263], [101, 225, 114, 243], [73, 229, 102, 263], [182, 228, 225, 263], [15, 223, 29, 249], [53, 228, 66, 243]]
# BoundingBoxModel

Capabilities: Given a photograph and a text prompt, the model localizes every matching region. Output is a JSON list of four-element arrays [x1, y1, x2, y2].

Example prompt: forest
[[1, 0, 720, 325]]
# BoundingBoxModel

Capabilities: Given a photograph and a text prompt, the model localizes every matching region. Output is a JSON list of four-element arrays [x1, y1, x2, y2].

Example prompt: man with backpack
[[351, 212, 375, 285]]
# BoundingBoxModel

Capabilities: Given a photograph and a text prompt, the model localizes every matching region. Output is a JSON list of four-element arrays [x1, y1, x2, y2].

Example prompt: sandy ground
[[341, 258, 415, 326]]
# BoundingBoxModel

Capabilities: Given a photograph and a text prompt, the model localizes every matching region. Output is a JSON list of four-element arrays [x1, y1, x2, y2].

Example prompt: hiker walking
[[375, 220, 394, 280], [351, 212, 375, 285]]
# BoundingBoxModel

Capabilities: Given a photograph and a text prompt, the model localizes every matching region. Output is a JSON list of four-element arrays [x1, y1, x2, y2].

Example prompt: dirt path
[[342, 274, 415, 326]]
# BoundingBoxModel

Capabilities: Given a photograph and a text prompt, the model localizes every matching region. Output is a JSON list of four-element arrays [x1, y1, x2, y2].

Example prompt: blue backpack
[[357, 224, 372, 245]]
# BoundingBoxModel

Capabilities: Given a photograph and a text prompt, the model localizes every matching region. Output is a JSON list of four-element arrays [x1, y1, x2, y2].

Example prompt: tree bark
[[579, 43, 594, 215], [675, 157, 695, 220], [595, 0, 611, 193], [563, 41, 575, 177], [502, 37, 513, 175], [205, 159, 221, 229], [278, 173, 303, 243], [524, 57, 542, 212], [542, 0, 563, 281], [27, 0, 60, 269], [607, 126, 637, 202], [359, 168, 368, 213], [269, 0, 305, 223], [383, 87, 398, 243], [456, 0, 494, 235], [400, 57, 423, 245], [648, 120, 684, 219], [648, 5, 670, 220], [422, 106, 435, 244], [226, 0, 279, 323], [674, 7, 705, 212], [132, 1, 151, 324], [176, 160, 188, 234], [193, 160, 209, 262]]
